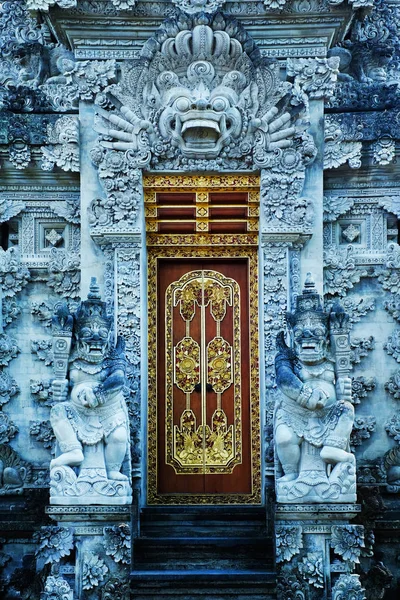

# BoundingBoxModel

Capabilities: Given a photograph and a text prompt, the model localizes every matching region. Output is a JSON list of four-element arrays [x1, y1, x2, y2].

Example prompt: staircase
[[130, 506, 276, 599]]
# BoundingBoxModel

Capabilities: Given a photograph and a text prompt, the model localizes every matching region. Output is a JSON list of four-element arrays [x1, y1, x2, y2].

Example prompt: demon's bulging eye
[[175, 98, 190, 113], [212, 97, 228, 112]]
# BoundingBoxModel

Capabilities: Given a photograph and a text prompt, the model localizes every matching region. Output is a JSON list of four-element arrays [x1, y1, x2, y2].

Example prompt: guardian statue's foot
[[108, 470, 128, 481], [278, 473, 298, 483], [50, 449, 84, 469], [320, 446, 355, 465]]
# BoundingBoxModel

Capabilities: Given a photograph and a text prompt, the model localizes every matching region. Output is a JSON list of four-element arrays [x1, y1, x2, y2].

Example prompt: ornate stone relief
[[324, 195, 355, 223], [27, 0, 77, 9], [93, 11, 315, 176], [324, 245, 367, 297], [287, 56, 339, 101], [82, 553, 108, 590], [350, 416, 376, 451], [0, 371, 20, 407], [0, 333, 20, 366], [331, 574, 366, 600], [42, 574, 73, 600], [331, 524, 365, 564], [372, 135, 396, 165], [275, 276, 356, 503], [41, 116, 79, 172], [31, 339, 53, 366], [30, 379, 55, 406], [327, 0, 400, 111], [104, 524, 131, 564], [88, 168, 142, 232], [385, 371, 400, 400], [352, 376, 376, 405], [275, 525, 303, 563], [0, 444, 32, 494], [0, 247, 30, 297], [324, 115, 362, 170], [172, 0, 225, 13], [47, 248, 80, 299], [298, 552, 324, 588], [384, 330, 400, 363], [0, 412, 18, 444], [33, 526, 74, 564], [30, 419, 55, 449], [350, 337, 374, 366]]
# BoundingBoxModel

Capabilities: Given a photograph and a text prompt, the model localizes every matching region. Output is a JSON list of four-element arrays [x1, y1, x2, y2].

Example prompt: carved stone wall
[[0, 1, 400, 599]]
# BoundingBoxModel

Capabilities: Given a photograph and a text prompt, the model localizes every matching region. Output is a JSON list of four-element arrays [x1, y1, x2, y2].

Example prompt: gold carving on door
[[167, 270, 241, 474]]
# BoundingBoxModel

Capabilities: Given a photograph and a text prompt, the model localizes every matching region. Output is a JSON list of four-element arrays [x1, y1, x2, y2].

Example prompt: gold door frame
[[147, 245, 261, 505]]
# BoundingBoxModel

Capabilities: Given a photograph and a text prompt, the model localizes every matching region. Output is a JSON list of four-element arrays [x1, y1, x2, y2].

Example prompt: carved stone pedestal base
[[44, 505, 132, 600], [277, 462, 357, 504], [50, 466, 132, 505], [275, 504, 365, 600]]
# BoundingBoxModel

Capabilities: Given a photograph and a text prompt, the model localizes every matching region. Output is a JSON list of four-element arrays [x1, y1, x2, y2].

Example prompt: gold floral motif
[[174, 337, 200, 393], [174, 410, 204, 465], [205, 410, 234, 466], [147, 233, 258, 247], [144, 174, 260, 189], [207, 337, 232, 394], [174, 279, 202, 321]]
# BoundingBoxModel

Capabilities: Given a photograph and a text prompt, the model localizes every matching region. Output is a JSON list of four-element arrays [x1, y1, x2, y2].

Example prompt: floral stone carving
[[275, 525, 303, 563], [31, 339, 53, 366], [0, 333, 20, 366], [41, 574, 73, 600], [324, 245, 367, 297], [331, 525, 365, 563], [104, 524, 131, 564], [41, 115, 79, 172], [298, 552, 324, 588], [324, 115, 362, 170], [33, 526, 73, 564], [47, 248, 80, 300], [372, 135, 396, 166], [350, 416, 376, 450], [0, 371, 19, 406], [384, 330, 400, 363], [275, 275, 356, 503], [0, 412, 18, 444], [172, 0, 225, 13], [49, 278, 132, 505], [385, 371, 400, 400], [332, 574, 366, 600], [352, 377, 376, 405], [350, 337, 374, 365], [82, 553, 108, 590], [0, 248, 30, 297], [0, 444, 32, 494], [30, 420, 55, 450]]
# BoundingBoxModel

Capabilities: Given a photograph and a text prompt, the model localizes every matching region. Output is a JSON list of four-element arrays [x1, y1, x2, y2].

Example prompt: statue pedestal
[[277, 442, 357, 504], [275, 503, 364, 599], [46, 505, 132, 599]]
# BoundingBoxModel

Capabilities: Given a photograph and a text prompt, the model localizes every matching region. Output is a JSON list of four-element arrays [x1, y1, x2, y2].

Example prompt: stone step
[[130, 570, 276, 599], [133, 537, 273, 571], [139, 506, 269, 538]]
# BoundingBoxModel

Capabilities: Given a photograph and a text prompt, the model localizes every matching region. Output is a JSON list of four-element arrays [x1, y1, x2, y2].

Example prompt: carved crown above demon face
[[93, 12, 309, 171]]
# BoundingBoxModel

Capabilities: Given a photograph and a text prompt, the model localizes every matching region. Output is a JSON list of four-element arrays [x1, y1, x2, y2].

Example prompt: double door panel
[[155, 257, 256, 500]]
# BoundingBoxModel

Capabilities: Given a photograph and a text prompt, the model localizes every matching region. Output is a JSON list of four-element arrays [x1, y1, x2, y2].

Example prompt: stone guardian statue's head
[[286, 273, 329, 365], [73, 278, 112, 363]]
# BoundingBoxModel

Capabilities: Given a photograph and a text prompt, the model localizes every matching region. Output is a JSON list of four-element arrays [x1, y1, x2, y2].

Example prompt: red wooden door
[[156, 258, 254, 500]]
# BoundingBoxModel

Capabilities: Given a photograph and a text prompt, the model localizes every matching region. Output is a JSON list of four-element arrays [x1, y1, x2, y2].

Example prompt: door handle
[[194, 383, 213, 393]]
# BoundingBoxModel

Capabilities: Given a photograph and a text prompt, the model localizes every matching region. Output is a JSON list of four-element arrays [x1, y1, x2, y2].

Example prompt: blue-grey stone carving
[[274, 274, 356, 503]]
